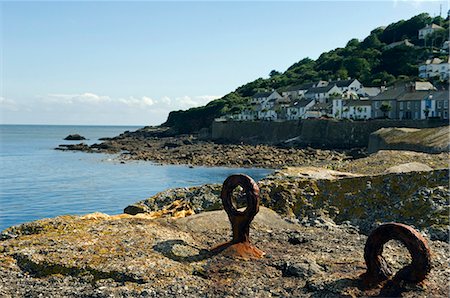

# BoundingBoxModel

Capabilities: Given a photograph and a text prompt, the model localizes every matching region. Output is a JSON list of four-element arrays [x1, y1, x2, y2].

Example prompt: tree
[[380, 103, 392, 118], [269, 70, 281, 77]]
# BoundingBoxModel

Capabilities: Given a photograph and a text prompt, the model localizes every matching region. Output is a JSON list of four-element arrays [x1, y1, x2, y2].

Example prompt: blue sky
[[1, 0, 447, 125]]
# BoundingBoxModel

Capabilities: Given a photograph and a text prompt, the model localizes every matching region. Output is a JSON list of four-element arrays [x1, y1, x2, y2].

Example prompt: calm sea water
[[0, 125, 272, 231]]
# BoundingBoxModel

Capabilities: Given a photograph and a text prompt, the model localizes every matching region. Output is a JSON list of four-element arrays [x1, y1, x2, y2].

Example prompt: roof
[[252, 91, 272, 98], [398, 90, 449, 101], [371, 86, 405, 101], [305, 84, 336, 94], [420, 23, 444, 31], [282, 82, 315, 92], [311, 102, 332, 110], [385, 39, 414, 49], [358, 87, 381, 97], [372, 82, 436, 100], [424, 58, 443, 65], [328, 79, 357, 88], [290, 99, 314, 108]]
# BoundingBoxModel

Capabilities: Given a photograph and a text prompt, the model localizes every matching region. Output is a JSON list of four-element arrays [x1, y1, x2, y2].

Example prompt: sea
[[0, 125, 272, 231]]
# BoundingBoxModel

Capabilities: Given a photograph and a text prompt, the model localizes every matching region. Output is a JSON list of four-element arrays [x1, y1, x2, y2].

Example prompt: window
[[407, 102, 411, 109], [438, 101, 442, 108], [399, 111, 403, 119], [444, 101, 448, 108], [445, 111, 448, 119], [414, 112, 419, 119], [375, 101, 380, 108], [399, 102, 404, 110]]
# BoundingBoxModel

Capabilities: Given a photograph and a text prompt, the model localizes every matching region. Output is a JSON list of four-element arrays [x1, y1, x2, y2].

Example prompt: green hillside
[[163, 13, 449, 134]]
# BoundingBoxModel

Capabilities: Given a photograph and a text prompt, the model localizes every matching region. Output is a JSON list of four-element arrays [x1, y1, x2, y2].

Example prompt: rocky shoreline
[[55, 126, 361, 168]]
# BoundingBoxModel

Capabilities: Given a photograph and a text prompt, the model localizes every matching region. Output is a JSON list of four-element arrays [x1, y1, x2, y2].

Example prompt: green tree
[[380, 103, 392, 118]]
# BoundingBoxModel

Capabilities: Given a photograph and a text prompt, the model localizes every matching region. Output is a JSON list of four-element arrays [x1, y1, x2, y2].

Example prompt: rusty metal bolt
[[210, 174, 264, 259], [362, 222, 431, 286]]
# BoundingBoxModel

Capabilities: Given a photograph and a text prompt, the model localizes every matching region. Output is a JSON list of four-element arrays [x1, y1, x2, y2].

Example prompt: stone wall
[[211, 119, 448, 148]]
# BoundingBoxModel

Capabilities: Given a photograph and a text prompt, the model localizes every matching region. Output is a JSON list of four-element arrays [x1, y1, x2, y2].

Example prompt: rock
[[385, 162, 433, 173], [368, 126, 450, 154], [64, 134, 86, 141], [279, 259, 324, 278]]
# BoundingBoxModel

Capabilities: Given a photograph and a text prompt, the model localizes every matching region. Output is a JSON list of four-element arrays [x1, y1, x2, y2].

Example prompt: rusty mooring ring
[[210, 174, 264, 259], [221, 174, 260, 244], [362, 222, 431, 286]]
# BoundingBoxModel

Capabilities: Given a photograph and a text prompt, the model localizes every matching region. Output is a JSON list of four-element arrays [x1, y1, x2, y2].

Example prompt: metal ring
[[363, 222, 431, 285], [221, 174, 260, 220]]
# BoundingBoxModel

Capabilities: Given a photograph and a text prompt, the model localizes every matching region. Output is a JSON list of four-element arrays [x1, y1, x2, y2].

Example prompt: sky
[[0, 0, 448, 126]]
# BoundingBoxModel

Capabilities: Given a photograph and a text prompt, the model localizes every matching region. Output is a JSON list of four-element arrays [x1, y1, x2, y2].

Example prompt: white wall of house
[[343, 105, 371, 119], [338, 79, 363, 93], [258, 109, 277, 120], [332, 99, 344, 119]]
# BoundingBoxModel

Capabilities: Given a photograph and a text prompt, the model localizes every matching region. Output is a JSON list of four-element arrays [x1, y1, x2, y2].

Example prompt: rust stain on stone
[[210, 174, 264, 259], [361, 222, 431, 287]]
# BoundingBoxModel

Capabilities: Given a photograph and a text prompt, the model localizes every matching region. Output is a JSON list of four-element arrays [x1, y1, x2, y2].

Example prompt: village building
[[384, 39, 415, 50], [342, 100, 372, 120], [328, 78, 363, 93], [418, 23, 444, 39], [419, 58, 450, 81], [305, 84, 342, 103], [286, 99, 315, 120], [280, 81, 328, 100]]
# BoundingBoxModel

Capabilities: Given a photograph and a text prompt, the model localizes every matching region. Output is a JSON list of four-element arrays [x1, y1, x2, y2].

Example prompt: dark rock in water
[[55, 143, 91, 152], [64, 134, 86, 141]]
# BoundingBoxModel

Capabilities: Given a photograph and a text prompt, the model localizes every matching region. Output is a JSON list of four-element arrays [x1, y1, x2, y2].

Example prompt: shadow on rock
[[308, 277, 362, 297], [152, 239, 214, 263]]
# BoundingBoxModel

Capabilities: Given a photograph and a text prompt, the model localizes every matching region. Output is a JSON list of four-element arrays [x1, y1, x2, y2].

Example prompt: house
[[419, 58, 450, 80], [333, 98, 371, 120], [357, 86, 382, 98], [384, 39, 415, 50], [309, 102, 333, 118], [234, 108, 258, 121], [399, 90, 449, 120], [418, 24, 444, 40], [305, 84, 342, 103], [250, 91, 282, 105], [342, 100, 372, 120], [286, 99, 315, 120], [397, 92, 426, 120], [371, 86, 403, 119], [432, 90, 450, 120], [328, 78, 363, 93], [280, 81, 328, 99]]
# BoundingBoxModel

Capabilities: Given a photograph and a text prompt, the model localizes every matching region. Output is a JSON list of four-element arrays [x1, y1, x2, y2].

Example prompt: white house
[[418, 23, 444, 40], [358, 86, 382, 98], [286, 99, 315, 120], [251, 91, 283, 105], [419, 58, 449, 80], [342, 100, 372, 120], [328, 78, 363, 93], [280, 80, 328, 100], [305, 84, 342, 103]]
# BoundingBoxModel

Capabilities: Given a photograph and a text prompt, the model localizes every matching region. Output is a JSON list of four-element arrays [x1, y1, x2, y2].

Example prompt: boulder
[[64, 134, 86, 141]]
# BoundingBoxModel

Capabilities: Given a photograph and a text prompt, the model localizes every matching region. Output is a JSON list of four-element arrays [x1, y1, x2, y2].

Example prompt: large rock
[[1, 207, 448, 297], [368, 126, 450, 154], [64, 134, 86, 141], [126, 166, 449, 241]]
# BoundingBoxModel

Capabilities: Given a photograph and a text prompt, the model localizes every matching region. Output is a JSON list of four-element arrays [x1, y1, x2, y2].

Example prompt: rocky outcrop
[[126, 166, 449, 242], [1, 207, 448, 297], [63, 134, 86, 141], [368, 126, 450, 154]]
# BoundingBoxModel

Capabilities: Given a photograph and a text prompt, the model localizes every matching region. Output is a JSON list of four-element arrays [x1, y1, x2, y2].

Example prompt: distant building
[[280, 81, 328, 99], [418, 23, 444, 39], [286, 99, 315, 120], [305, 84, 342, 103], [358, 86, 382, 98], [342, 100, 372, 120], [328, 78, 363, 93], [419, 58, 450, 80], [384, 39, 415, 50]]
